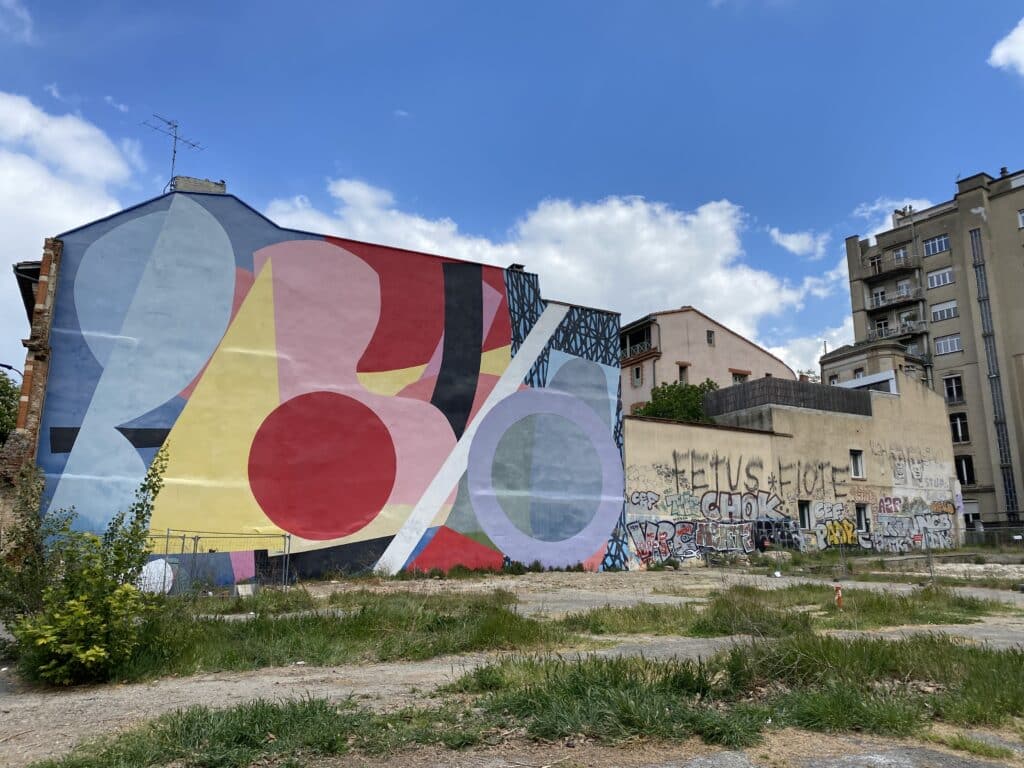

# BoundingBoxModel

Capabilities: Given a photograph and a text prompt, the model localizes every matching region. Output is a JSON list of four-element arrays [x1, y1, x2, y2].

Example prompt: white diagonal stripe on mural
[[375, 302, 570, 574]]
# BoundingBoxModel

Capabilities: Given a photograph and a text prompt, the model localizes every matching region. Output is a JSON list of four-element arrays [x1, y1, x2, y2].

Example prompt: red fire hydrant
[[834, 583, 843, 610]]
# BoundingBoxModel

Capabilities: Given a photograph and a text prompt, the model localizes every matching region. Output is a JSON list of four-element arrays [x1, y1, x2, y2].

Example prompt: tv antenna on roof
[[142, 114, 204, 192]]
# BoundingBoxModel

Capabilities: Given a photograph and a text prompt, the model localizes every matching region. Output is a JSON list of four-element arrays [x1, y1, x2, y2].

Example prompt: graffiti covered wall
[[623, 380, 959, 567], [37, 192, 624, 578]]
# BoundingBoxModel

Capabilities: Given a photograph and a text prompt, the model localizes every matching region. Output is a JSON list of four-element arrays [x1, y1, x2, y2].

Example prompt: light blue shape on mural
[[546, 349, 618, 426], [47, 195, 237, 530]]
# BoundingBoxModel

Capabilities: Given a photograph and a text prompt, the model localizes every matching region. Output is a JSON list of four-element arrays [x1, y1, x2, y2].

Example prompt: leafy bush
[[10, 446, 167, 685]]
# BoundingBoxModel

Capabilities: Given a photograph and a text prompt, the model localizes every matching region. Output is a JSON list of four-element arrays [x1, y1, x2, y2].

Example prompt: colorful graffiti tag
[[38, 192, 624, 578]]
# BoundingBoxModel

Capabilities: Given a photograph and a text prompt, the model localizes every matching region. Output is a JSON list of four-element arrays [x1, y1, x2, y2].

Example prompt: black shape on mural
[[51, 426, 171, 453], [285, 536, 393, 578], [431, 263, 483, 439], [115, 427, 171, 448], [49, 427, 80, 453]]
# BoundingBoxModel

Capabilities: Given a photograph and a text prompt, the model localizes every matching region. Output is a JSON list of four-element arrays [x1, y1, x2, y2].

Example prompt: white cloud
[[104, 95, 130, 113], [0, 92, 132, 183], [852, 196, 933, 243], [0, 0, 32, 43], [44, 83, 63, 101], [768, 226, 831, 260], [767, 315, 854, 377], [266, 178, 842, 349], [393, 108, 410, 118], [0, 92, 136, 375], [989, 17, 1024, 78]]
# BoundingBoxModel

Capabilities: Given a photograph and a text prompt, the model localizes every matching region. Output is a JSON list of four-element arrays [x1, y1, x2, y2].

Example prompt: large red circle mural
[[248, 391, 396, 540]]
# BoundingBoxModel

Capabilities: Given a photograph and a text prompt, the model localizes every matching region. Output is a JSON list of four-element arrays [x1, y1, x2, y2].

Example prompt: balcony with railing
[[862, 251, 919, 280], [867, 285, 923, 310], [866, 320, 925, 342], [621, 339, 657, 362]]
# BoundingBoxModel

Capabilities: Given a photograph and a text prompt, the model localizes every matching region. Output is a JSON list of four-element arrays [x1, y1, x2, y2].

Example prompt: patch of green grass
[[116, 589, 566, 681], [925, 731, 1016, 760], [556, 603, 701, 635], [29, 697, 504, 768], [773, 684, 924, 735], [190, 587, 318, 616], [689, 587, 814, 637]]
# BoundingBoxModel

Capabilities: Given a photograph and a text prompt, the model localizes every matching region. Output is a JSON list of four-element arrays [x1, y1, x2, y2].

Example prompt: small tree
[[634, 378, 718, 423], [10, 445, 168, 685], [0, 371, 18, 446]]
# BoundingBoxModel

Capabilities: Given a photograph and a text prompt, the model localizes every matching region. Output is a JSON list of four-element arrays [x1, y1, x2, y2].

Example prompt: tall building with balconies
[[822, 166, 1024, 527], [620, 306, 796, 414]]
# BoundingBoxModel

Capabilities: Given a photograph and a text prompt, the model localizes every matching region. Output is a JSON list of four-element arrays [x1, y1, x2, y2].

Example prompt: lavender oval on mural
[[467, 387, 623, 568]]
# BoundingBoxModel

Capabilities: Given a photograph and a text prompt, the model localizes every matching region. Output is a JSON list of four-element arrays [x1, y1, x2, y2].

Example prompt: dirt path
[[2, 569, 1023, 767]]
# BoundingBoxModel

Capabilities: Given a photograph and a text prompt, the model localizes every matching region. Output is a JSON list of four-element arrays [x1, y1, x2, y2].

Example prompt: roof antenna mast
[[142, 114, 204, 192]]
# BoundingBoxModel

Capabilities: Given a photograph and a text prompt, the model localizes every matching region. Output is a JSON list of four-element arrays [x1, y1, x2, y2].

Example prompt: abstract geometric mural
[[38, 191, 624, 577]]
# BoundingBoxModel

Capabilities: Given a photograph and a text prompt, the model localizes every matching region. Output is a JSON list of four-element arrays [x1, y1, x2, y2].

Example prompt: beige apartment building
[[822, 167, 1024, 526], [620, 306, 795, 414]]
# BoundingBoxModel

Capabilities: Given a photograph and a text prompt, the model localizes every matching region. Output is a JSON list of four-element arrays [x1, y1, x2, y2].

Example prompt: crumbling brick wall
[[0, 238, 61, 549]]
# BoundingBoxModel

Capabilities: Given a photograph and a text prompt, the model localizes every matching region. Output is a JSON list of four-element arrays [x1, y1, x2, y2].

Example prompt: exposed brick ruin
[[0, 238, 61, 547]]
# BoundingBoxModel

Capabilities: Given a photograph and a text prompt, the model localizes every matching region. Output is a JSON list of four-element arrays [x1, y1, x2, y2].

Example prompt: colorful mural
[[39, 192, 624, 576]]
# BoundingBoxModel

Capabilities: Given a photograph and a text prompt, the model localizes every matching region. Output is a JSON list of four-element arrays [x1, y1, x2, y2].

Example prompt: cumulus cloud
[[0, 0, 32, 43], [266, 178, 845, 363], [852, 196, 933, 243], [768, 226, 831, 260], [0, 92, 136, 373], [767, 315, 854, 378], [989, 17, 1024, 78], [44, 83, 63, 101]]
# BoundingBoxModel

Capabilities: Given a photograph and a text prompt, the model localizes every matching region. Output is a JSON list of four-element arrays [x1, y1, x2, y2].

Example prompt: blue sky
[[2, 1, 1024, 377]]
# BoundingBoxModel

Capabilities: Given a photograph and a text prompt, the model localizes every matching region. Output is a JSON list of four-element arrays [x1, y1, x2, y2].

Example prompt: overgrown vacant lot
[[46, 581, 1015, 684], [6, 571, 1024, 768], [30, 634, 1024, 767]]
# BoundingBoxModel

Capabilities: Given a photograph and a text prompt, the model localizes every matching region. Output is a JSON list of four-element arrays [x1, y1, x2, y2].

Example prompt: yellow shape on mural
[[356, 364, 428, 396], [480, 344, 511, 376], [152, 262, 282, 534]]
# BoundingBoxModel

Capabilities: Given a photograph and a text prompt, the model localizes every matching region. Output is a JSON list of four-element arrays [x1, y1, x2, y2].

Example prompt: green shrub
[[11, 446, 167, 685]]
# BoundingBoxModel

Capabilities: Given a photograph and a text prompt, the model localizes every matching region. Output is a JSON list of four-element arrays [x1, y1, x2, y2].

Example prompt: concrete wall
[[622, 372, 960, 567], [27, 191, 626, 578]]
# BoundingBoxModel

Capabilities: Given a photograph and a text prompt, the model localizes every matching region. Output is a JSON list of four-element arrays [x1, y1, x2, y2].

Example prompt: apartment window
[[764, 373, 772, 378], [955, 455, 976, 486], [927, 267, 954, 289], [850, 449, 865, 479], [855, 503, 869, 532], [868, 254, 882, 274], [798, 500, 811, 529], [892, 245, 908, 262], [931, 300, 958, 322], [678, 364, 688, 384], [950, 412, 970, 443], [871, 287, 886, 306], [935, 333, 962, 355], [828, 374, 839, 385], [631, 365, 643, 387], [732, 372, 748, 385], [896, 278, 912, 296], [923, 233, 950, 256], [875, 319, 889, 335], [854, 368, 865, 379], [906, 342, 920, 355], [706, 329, 715, 346], [1018, 209, 1024, 229], [943, 375, 964, 404]]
